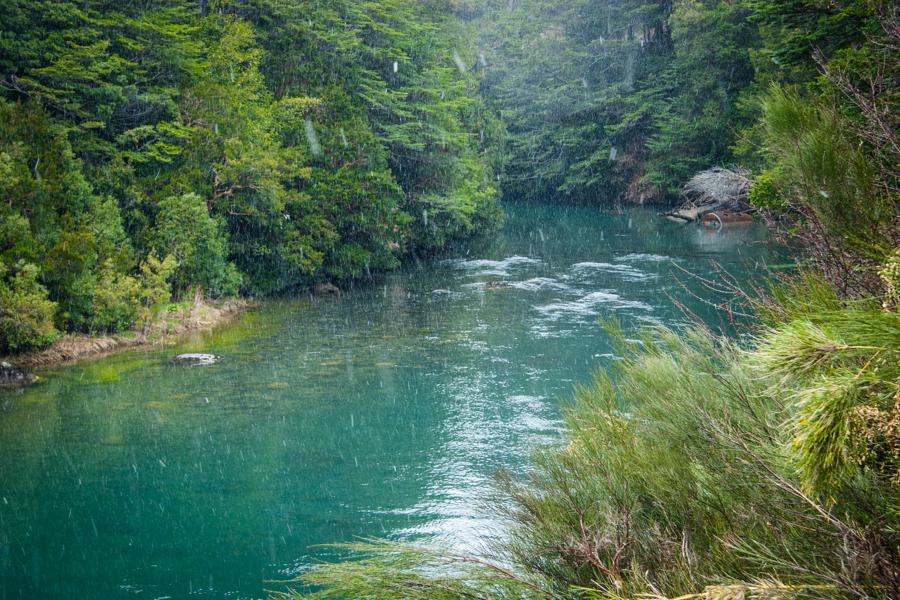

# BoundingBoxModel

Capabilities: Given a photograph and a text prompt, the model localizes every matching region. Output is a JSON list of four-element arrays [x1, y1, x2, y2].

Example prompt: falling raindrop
[[304, 118, 321, 156], [452, 50, 467, 73]]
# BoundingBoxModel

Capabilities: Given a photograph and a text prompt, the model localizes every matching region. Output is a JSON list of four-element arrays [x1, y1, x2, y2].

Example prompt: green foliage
[[643, 0, 758, 195], [153, 193, 239, 297], [0, 261, 58, 354], [471, 0, 896, 215], [751, 308, 900, 493], [761, 86, 878, 238], [234, 0, 502, 257], [271, 542, 545, 600], [471, 0, 760, 204], [0, 0, 501, 351], [735, 0, 899, 297], [743, 0, 876, 83], [746, 169, 786, 211], [88, 259, 141, 333], [0, 98, 138, 334], [755, 82, 898, 295], [137, 253, 178, 324]]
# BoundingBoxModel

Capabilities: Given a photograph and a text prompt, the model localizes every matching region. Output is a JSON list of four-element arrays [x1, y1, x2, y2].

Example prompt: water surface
[[0, 202, 785, 599]]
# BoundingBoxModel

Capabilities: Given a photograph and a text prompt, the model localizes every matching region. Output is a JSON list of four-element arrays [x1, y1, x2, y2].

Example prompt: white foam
[[571, 261, 624, 270], [614, 253, 678, 263], [510, 277, 571, 291], [445, 256, 541, 271], [570, 261, 655, 281], [534, 290, 652, 320]]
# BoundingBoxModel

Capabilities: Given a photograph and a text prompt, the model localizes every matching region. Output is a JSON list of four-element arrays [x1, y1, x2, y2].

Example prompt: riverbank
[[2, 297, 253, 372]]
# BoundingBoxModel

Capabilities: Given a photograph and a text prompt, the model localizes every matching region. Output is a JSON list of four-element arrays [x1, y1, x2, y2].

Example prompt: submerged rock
[[171, 353, 221, 366], [0, 361, 36, 388]]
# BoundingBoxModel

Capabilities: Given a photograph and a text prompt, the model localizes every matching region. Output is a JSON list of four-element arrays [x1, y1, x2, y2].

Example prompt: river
[[0, 201, 785, 599]]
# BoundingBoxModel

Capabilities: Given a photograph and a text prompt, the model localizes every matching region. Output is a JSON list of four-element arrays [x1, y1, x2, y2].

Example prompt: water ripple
[[534, 290, 653, 320]]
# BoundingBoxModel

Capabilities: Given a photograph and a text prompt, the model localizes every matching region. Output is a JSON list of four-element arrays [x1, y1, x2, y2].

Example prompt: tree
[[0, 261, 57, 353], [152, 193, 239, 297]]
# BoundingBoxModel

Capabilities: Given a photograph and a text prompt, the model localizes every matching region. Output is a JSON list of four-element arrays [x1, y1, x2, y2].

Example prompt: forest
[[0, 0, 898, 599], [0, 0, 502, 353]]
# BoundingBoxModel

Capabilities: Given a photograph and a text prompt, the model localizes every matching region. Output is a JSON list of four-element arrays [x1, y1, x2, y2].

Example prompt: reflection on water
[[0, 202, 787, 599]]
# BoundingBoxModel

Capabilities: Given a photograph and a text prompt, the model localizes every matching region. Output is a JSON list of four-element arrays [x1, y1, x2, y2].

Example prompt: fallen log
[[661, 207, 703, 222], [700, 210, 756, 228]]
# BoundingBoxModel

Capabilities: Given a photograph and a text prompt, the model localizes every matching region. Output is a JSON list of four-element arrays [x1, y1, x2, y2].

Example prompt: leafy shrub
[[0, 261, 58, 354], [136, 253, 178, 325], [759, 84, 898, 296], [152, 193, 240, 297], [747, 169, 786, 211], [88, 260, 141, 333], [751, 306, 900, 493]]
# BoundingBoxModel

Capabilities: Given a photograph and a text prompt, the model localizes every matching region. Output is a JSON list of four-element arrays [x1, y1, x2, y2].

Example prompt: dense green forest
[[0, 0, 502, 353], [472, 0, 896, 212]]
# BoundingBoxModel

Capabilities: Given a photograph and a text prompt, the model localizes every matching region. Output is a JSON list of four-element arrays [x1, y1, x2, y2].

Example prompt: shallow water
[[0, 202, 786, 599]]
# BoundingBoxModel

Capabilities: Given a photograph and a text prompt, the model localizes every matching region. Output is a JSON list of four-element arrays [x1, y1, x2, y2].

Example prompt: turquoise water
[[0, 202, 785, 599]]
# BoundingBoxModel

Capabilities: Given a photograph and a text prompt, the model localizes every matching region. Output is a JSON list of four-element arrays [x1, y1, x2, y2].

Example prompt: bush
[[136, 253, 178, 325], [747, 169, 786, 211], [88, 259, 141, 333], [152, 193, 240, 297], [0, 261, 58, 354], [758, 84, 898, 296]]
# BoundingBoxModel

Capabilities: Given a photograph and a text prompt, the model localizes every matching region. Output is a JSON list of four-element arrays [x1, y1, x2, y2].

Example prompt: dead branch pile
[[663, 167, 754, 222], [683, 167, 752, 210]]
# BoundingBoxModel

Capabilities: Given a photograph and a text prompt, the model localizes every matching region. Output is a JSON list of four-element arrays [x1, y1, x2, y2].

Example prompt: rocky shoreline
[[0, 299, 251, 384]]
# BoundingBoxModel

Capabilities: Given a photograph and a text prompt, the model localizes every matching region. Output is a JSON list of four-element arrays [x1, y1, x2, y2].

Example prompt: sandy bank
[[3, 299, 252, 372]]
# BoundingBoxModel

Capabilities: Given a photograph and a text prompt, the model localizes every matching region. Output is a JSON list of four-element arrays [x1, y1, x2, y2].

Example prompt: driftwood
[[662, 167, 754, 223], [700, 210, 756, 228]]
